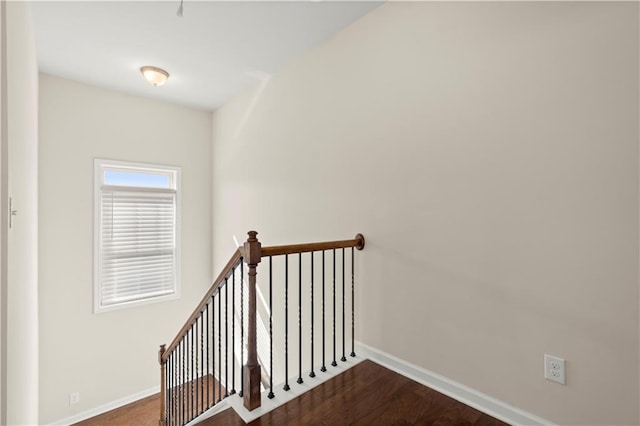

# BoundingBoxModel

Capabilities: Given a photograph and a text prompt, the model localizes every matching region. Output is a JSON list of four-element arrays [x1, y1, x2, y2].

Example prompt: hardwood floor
[[73, 393, 160, 426], [74, 375, 224, 426], [204, 360, 509, 426], [75, 360, 510, 425]]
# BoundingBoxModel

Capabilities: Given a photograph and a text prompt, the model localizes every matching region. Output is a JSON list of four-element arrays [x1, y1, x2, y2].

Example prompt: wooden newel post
[[243, 230, 262, 411], [158, 344, 166, 425]]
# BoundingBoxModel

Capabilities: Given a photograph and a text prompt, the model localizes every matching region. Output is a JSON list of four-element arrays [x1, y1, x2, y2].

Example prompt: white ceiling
[[31, 1, 381, 111]]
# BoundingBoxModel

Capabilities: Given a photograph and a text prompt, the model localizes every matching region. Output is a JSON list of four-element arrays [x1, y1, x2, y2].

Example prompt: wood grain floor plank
[[474, 413, 509, 426], [74, 394, 160, 426], [207, 361, 509, 426], [76, 360, 510, 426]]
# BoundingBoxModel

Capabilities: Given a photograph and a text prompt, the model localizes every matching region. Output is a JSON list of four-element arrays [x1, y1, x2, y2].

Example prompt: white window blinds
[[95, 160, 180, 312]]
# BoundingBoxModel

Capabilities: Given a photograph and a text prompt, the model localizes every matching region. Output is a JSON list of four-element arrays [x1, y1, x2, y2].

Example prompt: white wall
[[38, 74, 212, 423], [0, 3, 7, 421], [211, 2, 639, 424], [4, 2, 39, 424]]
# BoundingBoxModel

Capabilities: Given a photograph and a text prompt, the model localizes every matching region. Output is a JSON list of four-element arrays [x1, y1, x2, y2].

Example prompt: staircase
[[157, 231, 365, 425]]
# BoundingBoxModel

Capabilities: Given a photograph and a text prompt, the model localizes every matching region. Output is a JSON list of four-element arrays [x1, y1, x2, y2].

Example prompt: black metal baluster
[[310, 252, 315, 378], [187, 328, 190, 422], [176, 350, 179, 426], [231, 266, 236, 395], [190, 323, 194, 420], [341, 248, 347, 362], [174, 351, 178, 425], [175, 349, 178, 426], [186, 331, 189, 422], [195, 318, 199, 416], [212, 295, 216, 405], [164, 352, 173, 425], [351, 247, 356, 358], [168, 355, 172, 424], [200, 314, 204, 414], [321, 251, 326, 373], [297, 252, 303, 384], [240, 259, 244, 398], [224, 279, 229, 397], [188, 337, 191, 422], [176, 348, 180, 425], [178, 348, 181, 426], [174, 350, 177, 426], [174, 349, 176, 426], [183, 339, 187, 425], [181, 339, 185, 426], [172, 350, 176, 426], [268, 256, 275, 399], [186, 327, 190, 421], [186, 337, 190, 423], [206, 302, 209, 409], [167, 352, 171, 426], [332, 249, 337, 367], [186, 330, 190, 422], [200, 317, 204, 415], [218, 289, 222, 401], [283, 254, 290, 391], [169, 356, 172, 425]]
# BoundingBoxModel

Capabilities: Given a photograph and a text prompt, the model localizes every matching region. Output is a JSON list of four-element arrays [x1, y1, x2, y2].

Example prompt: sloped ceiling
[[32, 1, 381, 111]]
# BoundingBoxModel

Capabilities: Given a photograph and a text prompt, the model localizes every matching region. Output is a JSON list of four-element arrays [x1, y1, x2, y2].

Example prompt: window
[[94, 159, 180, 313]]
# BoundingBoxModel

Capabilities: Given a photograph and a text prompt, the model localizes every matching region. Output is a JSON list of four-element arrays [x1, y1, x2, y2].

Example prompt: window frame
[[93, 158, 182, 313]]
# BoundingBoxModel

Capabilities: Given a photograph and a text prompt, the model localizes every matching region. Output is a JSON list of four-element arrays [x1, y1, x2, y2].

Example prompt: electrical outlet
[[544, 354, 565, 385], [70, 392, 80, 405]]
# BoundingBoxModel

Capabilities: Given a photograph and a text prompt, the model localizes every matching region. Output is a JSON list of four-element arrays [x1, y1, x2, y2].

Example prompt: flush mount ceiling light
[[140, 66, 169, 86]]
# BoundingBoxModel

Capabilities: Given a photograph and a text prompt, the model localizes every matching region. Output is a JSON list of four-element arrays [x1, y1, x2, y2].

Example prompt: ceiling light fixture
[[140, 66, 169, 86]]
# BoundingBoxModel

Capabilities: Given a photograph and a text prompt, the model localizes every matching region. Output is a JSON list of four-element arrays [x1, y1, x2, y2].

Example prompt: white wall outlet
[[69, 392, 80, 405], [544, 354, 566, 385]]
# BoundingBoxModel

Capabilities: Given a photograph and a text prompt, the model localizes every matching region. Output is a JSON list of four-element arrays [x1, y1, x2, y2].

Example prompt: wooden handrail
[[161, 249, 242, 362], [161, 234, 364, 362], [159, 231, 366, 421], [261, 233, 365, 257]]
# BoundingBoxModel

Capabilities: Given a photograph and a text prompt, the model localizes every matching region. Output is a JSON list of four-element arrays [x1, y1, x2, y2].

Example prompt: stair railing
[[158, 231, 365, 426]]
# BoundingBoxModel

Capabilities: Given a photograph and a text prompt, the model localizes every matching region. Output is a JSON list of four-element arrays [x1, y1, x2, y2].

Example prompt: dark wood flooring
[[74, 375, 224, 426], [204, 360, 508, 426], [75, 360, 510, 425], [73, 393, 160, 426]]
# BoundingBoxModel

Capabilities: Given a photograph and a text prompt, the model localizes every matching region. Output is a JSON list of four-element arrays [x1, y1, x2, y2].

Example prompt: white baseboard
[[356, 341, 554, 426], [50, 345, 553, 426], [228, 356, 366, 424], [192, 355, 367, 425], [49, 385, 160, 426]]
